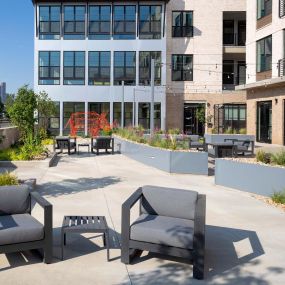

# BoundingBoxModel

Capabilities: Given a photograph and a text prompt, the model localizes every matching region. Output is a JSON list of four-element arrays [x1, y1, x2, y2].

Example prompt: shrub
[[271, 190, 285, 204], [168, 128, 180, 135], [271, 151, 285, 167], [239, 128, 247, 134], [0, 172, 19, 186], [256, 150, 271, 164]]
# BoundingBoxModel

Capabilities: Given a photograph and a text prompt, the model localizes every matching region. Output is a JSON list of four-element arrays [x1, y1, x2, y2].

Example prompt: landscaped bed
[[114, 128, 208, 175]]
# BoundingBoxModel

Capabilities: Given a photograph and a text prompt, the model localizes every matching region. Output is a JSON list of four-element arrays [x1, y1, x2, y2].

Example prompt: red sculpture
[[65, 112, 111, 137]]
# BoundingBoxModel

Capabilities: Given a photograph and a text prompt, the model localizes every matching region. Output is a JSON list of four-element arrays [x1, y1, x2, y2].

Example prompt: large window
[[113, 6, 136, 39], [64, 6, 85, 39], [139, 6, 161, 39], [172, 11, 193, 37], [64, 52, 85, 85], [39, 51, 60, 85], [89, 102, 110, 122], [257, 36, 272, 72], [63, 102, 85, 135], [89, 6, 111, 40], [139, 52, 161, 85], [113, 102, 133, 127], [39, 6, 61, 40], [89, 52, 110, 85], [257, 0, 272, 19], [224, 104, 246, 131], [138, 103, 161, 130], [172, 55, 193, 81], [47, 101, 60, 136], [114, 51, 136, 85]]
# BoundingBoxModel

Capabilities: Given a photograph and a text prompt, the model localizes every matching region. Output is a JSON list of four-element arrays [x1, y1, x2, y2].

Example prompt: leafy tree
[[6, 86, 37, 138]]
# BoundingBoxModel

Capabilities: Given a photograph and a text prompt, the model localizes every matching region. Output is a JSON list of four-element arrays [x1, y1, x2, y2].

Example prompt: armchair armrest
[[31, 192, 53, 243], [193, 194, 206, 279]]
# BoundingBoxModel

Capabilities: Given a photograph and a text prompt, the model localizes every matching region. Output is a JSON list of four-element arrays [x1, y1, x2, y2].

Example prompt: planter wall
[[205, 134, 255, 144], [115, 137, 208, 175], [215, 159, 285, 196]]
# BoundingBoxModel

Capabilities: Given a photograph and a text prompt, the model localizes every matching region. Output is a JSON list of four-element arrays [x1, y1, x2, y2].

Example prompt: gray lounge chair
[[224, 138, 254, 156], [189, 135, 207, 151], [121, 185, 206, 280], [91, 136, 114, 155], [0, 185, 53, 263]]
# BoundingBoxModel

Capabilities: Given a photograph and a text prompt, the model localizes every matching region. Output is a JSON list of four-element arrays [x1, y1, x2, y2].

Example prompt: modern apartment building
[[32, 0, 167, 135], [237, 0, 285, 145], [32, 0, 247, 136], [166, 0, 247, 135], [0, 82, 6, 103]]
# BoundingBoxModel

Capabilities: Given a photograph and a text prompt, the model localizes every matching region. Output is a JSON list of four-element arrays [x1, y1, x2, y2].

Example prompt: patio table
[[207, 142, 237, 158], [61, 215, 110, 261]]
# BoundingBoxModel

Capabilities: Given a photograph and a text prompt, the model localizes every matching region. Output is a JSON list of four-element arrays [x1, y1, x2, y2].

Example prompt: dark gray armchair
[[224, 138, 255, 156], [121, 185, 206, 280], [0, 185, 53, 264], [54, 136, 77, 155], [91, 136, 114, 155]]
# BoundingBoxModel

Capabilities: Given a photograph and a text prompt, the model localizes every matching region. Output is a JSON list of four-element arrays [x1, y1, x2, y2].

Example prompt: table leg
[[105, 230, 110, 262], [61, 230, 65, 260]]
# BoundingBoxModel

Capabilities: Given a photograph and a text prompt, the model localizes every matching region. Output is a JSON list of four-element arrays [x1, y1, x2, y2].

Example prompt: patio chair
[[54, 136, 77, 155], [121, 185, 206, 280], [0, 185, 53, 263], [224, 139, 254, 156], [189, 135, 207, 151], [91, 136, 114, 155]]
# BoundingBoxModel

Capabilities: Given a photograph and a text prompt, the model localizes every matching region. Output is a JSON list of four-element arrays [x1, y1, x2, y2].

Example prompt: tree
[[36, 91, 57, 135], [6, 86, 37, 139]]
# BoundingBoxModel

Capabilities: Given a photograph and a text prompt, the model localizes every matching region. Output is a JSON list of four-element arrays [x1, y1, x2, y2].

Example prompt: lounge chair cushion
[[0, 214, 44, 245], [141, 185, 198, 220], [0, 185, 30, 216], [130, 214, 194, 249]]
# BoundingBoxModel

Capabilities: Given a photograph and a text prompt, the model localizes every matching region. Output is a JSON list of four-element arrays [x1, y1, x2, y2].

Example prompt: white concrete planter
[[0, 152, 57, 168], [215, 159, 285, 196], [115, 137, 208, 175]]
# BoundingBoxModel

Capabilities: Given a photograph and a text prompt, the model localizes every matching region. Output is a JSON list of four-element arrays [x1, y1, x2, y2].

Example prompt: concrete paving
[[0, 153, 285, 285]]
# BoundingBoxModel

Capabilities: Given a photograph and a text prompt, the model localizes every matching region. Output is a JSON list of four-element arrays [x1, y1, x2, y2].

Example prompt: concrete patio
[[0, 153, 284, 285]]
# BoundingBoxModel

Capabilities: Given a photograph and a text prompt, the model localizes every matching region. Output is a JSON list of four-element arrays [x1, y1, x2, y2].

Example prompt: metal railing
[[278, 59, 285, 77]]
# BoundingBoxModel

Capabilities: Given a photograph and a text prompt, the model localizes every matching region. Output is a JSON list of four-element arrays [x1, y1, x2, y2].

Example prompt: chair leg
[[44, 245, 53, 264], [193, 249, 204, 280], [121, 247, 131, 264]]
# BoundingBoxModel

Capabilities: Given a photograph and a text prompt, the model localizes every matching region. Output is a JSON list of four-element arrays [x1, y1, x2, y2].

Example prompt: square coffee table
[[61, 215, 110, 261]]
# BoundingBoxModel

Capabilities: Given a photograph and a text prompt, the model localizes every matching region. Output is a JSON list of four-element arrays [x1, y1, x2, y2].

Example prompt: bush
[[0, 172, 19, 186], [271, 190, 285, 204], [239, 128, 247, 134], [271, 151, 285, 167], [256, 150, 271, 164], [168, 128, 180, 135]]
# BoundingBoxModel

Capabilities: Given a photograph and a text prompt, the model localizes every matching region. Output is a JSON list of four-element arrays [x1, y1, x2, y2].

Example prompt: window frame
[[257, 0, 272, 20], [39, 5, 61, 40], [172, 54, 193, 81], [114, 51, 136, 86], [63, 5, 86, 39], [172, 11, 193, 38], [256, 35, 272, 73], [63, 51, 86, 85], [139, 5, 162, 40], [38, 51, 60, 85], [88, 51, 111, 86], [139, 51, 161, 85], [113, 5, 136, 40], [88, 5, 111, 39]]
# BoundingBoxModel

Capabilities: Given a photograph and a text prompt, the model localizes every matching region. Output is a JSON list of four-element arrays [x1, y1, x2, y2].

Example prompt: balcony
[[223, 60, 246, 90]]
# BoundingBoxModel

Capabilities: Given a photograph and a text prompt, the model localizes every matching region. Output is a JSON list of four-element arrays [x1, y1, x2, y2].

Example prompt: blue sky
[[0, 0, 34, 94]]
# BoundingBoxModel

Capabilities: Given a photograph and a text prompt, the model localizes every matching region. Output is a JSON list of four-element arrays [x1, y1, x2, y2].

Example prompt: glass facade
[[114, 51, 136, 85], [172, 55, 193, 81], [64, 6, 86, 39], [63, 102, 85, 135], [89, 6, 111, 40], [138, 103, 161, 129], [139, 51, 161, 85], [223, 104, 246, 131], [39, 51, 60, 85], [89, 102, 110, 121], [257, 36, 272, 72], [113, 102, 133, 127], [89, 52, 111, 85], [39, 6, 61, 40], [64, 51, 85, 85], [172, 11, 193, 37], [113, 6, 136, 39], [139, 6, 162, 39], [257, 0, 272, 19]]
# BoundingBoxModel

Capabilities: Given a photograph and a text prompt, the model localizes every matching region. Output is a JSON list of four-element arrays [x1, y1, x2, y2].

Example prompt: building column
[[60, 101, 63, 136], [85, 101, 88, 136]]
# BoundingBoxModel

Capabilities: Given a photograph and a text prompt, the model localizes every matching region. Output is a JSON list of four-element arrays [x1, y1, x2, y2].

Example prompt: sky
[[0, 0, 34, 94]]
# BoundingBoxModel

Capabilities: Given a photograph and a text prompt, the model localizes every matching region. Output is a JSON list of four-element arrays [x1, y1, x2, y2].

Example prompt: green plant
[[271, 190, 285, 204], [42, 138, 54, 145], [196, 105, 206, 125], [168, 128, 180, 135], [239, 128, 247, 134], [271, 151, 285, 166], [0, 172, 19, 186], [256, 150, 271, 164]]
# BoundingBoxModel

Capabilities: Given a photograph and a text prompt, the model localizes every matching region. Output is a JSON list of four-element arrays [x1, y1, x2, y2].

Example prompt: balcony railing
[[278, 59, 285, 77]]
